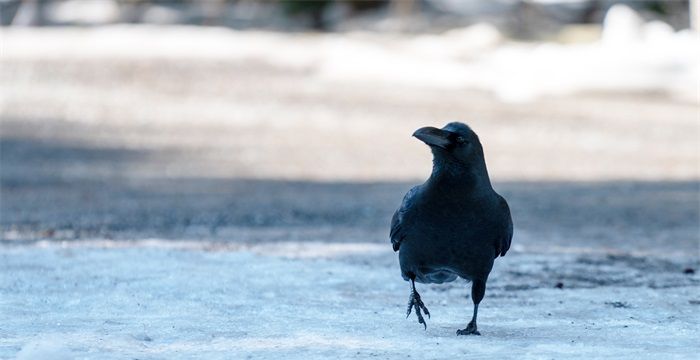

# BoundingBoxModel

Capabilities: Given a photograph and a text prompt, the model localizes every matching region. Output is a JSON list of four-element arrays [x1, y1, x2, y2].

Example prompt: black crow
[[390, 122, 513, 335]]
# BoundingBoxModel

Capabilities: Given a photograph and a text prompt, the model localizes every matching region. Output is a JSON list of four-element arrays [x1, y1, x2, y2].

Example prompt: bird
[[390, 122, 513, 335]]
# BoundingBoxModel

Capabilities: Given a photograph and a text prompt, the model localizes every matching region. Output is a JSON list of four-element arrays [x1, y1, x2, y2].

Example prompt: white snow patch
[[1, 242, 698, 359], [15, 336, 73, 360]]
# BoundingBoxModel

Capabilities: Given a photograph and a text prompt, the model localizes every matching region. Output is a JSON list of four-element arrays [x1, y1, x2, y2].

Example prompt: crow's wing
[[390, 186, 419, 252], [494, 195, 513, 257]]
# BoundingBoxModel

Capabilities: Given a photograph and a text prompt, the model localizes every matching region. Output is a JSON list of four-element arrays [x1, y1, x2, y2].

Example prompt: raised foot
[[456, 322, 480, 336], [406, 289, 430, 329]]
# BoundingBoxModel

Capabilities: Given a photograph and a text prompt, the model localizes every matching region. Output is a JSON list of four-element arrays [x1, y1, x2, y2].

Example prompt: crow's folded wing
[[390, 186, 419, 252], [494, 195, 513, 257]]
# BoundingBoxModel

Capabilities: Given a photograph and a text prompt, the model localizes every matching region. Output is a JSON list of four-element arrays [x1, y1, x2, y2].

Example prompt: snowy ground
[[2, 241, 698, 360]]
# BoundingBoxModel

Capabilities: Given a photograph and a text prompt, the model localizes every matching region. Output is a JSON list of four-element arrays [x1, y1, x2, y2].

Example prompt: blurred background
[[0, 0, 698, 257]]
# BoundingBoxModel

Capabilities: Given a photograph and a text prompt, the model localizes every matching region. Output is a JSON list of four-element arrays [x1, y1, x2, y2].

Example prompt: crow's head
[[413, 122, 484, 166]]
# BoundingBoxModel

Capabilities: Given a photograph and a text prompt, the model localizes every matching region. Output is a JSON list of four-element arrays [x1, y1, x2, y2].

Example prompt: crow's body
[[390, 122, 512, 335]]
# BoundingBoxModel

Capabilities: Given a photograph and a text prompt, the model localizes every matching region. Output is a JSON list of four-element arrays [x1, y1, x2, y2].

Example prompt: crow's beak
[[413, 127, 452, 149]]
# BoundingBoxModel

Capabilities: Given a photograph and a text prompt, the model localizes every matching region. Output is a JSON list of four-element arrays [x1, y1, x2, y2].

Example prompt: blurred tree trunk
[[0, 0, 21, 25], [118, 0, 146, 23], [391, 0, 415, 31], [200, 0, 226, 26], [11, 0, 47, 26], [281, 0, 329, 31], [580, 0, 601, 23]]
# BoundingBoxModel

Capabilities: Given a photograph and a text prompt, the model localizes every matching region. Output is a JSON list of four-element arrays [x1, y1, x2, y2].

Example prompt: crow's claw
[[407, 289, 430, 329], [456, 321, 480, 336]]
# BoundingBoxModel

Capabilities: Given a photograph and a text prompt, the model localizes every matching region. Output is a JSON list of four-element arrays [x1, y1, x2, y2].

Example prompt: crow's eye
[[455, 136, 466, 145]]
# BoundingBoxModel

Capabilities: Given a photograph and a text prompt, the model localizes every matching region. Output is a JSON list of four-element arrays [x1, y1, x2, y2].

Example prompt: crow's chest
[[408, 202, 493, 240], [398, 202, 497, 267]]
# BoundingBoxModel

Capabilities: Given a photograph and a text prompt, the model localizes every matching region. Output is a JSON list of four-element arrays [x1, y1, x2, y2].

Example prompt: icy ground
[[1, 241, 698, 359]]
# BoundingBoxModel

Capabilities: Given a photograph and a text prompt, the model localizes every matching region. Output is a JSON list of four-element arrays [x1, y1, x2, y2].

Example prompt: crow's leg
[[406, 276, 430, 329], [457, 279, 485, 336]]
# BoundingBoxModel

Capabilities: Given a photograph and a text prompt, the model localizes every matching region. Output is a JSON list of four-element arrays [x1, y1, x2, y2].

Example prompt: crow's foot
[[456, 321, 480, 336], [406, 289, 430, 329]]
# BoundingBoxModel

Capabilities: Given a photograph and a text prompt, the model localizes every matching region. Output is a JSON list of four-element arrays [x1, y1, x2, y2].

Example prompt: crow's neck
[[428, 156, 493, 194]]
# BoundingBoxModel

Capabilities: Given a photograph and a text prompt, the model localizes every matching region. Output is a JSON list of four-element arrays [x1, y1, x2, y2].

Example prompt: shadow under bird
[[390, 122, 513, 335]]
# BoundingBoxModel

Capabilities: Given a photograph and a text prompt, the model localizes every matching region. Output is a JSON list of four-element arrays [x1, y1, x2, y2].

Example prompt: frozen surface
[[1, 241, 698, 359]]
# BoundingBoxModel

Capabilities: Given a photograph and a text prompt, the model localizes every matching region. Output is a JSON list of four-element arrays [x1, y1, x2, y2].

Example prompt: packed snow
[[2, 241, 698, 359]]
